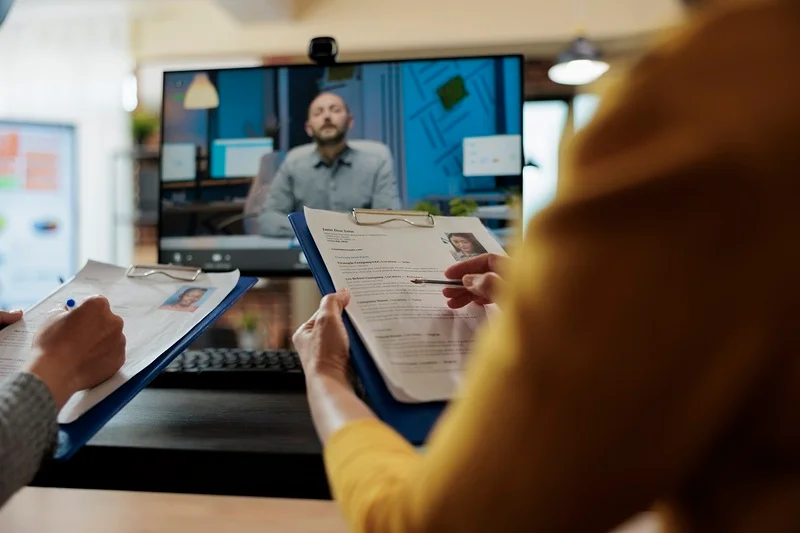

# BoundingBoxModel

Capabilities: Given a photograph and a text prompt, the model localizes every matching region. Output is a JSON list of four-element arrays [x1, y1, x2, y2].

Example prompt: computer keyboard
[[148, 348, 305, 390]]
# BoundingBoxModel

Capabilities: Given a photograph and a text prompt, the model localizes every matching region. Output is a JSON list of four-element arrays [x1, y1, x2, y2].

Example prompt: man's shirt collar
[[313, 144, 353, 168]]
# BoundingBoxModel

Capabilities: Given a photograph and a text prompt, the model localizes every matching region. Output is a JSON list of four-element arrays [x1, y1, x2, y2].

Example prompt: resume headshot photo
[[159, 286, 214, 313], [446, 232, 488, 262]]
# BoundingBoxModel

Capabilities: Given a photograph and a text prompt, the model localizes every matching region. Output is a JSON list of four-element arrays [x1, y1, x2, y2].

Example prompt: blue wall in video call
[[399, 57, 521, 206], [162, 56, 521, 207]]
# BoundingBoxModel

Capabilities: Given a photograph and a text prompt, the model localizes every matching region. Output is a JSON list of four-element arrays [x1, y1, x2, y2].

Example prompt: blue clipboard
[[288, 211, 445, 445], [54, 275, 258, 461]]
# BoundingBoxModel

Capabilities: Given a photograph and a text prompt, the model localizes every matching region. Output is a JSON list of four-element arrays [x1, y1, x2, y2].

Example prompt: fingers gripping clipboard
[[288, 209, 447, 446]]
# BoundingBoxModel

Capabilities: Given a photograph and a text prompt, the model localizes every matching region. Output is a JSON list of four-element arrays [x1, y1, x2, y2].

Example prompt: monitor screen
[[0, 120, 77, 310], [159, 55, 523, 276]]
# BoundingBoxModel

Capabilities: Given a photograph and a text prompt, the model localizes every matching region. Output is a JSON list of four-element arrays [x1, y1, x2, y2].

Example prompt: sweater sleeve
[[0, 372, 58, 507], [322, 3, 796, 533]]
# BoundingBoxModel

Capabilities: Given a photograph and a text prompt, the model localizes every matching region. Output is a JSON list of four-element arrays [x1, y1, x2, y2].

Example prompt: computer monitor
[[0, 120, 77, 310], [158, 55, 523, 277]]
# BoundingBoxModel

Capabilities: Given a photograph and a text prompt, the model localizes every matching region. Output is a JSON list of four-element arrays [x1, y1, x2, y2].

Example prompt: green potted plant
[[412, 200, 442, 216], [239, 311, 259, 350], [504, 187, 523, 222], [132, 110, 159, 146], [448, 197, 479, 217]]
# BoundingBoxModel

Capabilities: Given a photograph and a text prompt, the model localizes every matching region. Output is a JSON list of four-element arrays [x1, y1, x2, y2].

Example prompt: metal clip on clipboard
[[351, 208, 436, 228], [125, 264, 202, 282]]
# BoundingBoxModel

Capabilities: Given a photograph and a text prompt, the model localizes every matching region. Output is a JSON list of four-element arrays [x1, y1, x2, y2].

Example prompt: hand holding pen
[[26, 295, 126, 410], [439, 253, 508, 309]]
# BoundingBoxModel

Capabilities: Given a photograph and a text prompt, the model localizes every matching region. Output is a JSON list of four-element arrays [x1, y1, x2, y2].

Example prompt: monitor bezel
[[157, 52, 525, 279]]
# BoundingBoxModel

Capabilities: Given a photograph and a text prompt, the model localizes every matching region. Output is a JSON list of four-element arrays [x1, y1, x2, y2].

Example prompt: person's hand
[[0, 309, 23, 330], [442, 253, 509, 309], [292, 289, 351, 382], [24, 296, 126, 410]]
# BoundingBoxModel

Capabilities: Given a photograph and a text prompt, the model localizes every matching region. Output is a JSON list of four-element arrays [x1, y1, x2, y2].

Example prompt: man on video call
[[258, 92, 401, 238]]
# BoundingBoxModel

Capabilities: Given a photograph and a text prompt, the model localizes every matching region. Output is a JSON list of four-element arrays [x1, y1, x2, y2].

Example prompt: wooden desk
[[0, 487, 348, 533], [1, 488, 658, 533]]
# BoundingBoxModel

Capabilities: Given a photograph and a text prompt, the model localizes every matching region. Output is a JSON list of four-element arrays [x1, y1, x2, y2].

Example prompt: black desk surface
[[32, 387, 332, 500]]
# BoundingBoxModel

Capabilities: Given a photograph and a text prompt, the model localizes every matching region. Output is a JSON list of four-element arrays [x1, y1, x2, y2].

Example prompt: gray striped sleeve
[[0, 372, 58, 507]]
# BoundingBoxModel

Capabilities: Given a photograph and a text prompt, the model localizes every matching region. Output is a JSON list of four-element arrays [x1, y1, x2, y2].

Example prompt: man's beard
[[312, 124, 346, 146]]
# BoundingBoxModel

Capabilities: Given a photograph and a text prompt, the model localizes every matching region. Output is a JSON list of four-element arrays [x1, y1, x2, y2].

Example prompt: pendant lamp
[[184, 73, 219, 110], [548, 0, 609, 86], [548, 37, 609, 86]]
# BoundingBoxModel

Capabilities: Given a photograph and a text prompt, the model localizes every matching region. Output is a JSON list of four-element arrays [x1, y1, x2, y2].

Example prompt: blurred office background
[[0, 0, 683, 352]]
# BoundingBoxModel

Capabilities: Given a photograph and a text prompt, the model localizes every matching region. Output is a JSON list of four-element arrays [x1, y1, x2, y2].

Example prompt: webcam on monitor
[[308, 36, 338, 66]]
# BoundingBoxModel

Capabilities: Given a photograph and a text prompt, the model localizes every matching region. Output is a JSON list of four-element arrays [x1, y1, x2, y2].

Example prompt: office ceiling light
[[183, 73, 219, 109], [548, 36, 609, 86]]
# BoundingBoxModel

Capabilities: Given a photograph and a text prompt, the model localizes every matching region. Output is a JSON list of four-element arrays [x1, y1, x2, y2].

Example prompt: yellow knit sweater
[[324, 1, 800, 531]]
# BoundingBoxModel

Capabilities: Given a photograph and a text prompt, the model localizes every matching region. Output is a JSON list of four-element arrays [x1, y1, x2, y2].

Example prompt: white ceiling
[[131, 0, 686, 62], [213, 0, 298, 22], [9, 0, 687, 62]]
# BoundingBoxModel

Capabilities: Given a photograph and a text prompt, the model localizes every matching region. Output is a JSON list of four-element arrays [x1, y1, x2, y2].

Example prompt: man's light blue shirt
[[258, 141, 401, 237]]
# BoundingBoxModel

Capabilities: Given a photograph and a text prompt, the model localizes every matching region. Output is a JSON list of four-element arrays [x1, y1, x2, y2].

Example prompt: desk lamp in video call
[[157, 36, 524, 279]]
